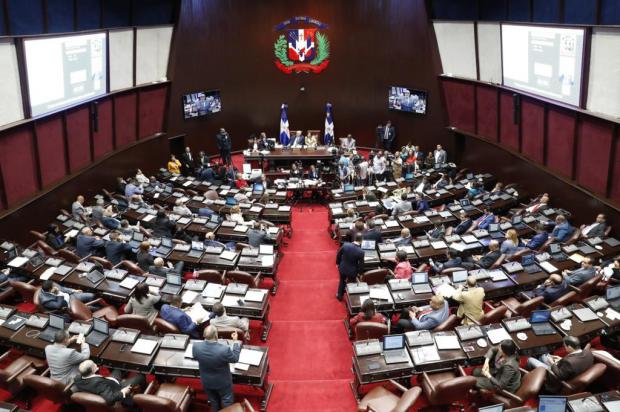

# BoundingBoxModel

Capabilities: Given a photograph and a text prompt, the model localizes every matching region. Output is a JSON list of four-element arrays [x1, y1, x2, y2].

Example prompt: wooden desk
[[408, 331, 468, 373], [220, 291, 272, 341], [477, 275, 519, 300], [388, 282, 433, 310], [244, 147, 336, 162], [552, 304, 607, 345], [98, 335, 161, 373], [346, 284, 395, 317], [505, 318, 563, 357], [199, 251, 240, 270]]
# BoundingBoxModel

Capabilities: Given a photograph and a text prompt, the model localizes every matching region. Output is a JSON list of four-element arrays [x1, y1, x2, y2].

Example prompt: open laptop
[[538, 396, 567, 412], [128, 231, 145, 250], [522, 254, 541, 274], [530, 310, 557, 336], [404, 172, 414, 181], [502, 261, 523, 274], [512, 215, 527, 230], [411, 272, 432, 294], [155, 238, 173, 256], [86, 270, 105, 285], [606, 285, 620, 310], [253, 183, 264, 194], [187, 241, 205, 258], [451, 270, 468, 287], [382, 334, 409, 364], [86, 318, 110, 347], [38, 314, 65, 343], [479, 404, 503, 412], [343, 184, 355, 193], [161, 274, 183, 295], [361, 240, 376, 251]]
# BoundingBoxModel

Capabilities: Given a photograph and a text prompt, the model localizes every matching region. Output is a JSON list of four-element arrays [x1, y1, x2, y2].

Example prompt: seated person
[[451, 210, 473, 235], [105, 231, 133, 265], [392, 250, 413, 280], [500, 229, 521, 257], [45, 330, 90, 385], [390, 228, 412, 247], [581, 213, 608, 239], [433, 174, 449, 190], [92, 199, 120, 229], [204, 232, 227, 249], [413, 193, 430, 213], [349, 220, 366, 241], [490, 182, 504, 195], [550, 215, 575, 243], [341, 134, 356, 150], [524, 194, 549, 214], [210, 303, 250, 340], [305, 133, 318, 147], [124, 284, 161, 320], [73, 360, 146, 408], [167, 155, 181, 174], [148, 257, 184, 277], [525, 223, 549, 250], [526, 335, 593, 394], [152, 210, 177, 238], [471, 206, 495, 231], [391, 193, 413, 216], [472, 240, 501, 269], [46, 223, 69, 250], [234, 173, 249, 189], [307, 164, 320, 180], [362, 220, 383, 243], [563, 257, 596, 286], [473, 340, 521, 392], [228, 205, 246, 225], [453, 275, 485, 325], [39, 280, 96, 311], [397, 295, 449, 331], [173, 199, 192, 216], [529, 274, 568, 304], [136, 241, 154, 271], [429, 249, 463, 274], [349, 299, 386, 329], [76, 227, 105, 258], [247, 221, 269, 248], [72, 195, 88, 220], [160, 295, 200, 338]]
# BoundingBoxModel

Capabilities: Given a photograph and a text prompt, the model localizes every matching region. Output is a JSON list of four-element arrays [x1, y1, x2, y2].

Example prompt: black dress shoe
[[336, 294, 343, 301]]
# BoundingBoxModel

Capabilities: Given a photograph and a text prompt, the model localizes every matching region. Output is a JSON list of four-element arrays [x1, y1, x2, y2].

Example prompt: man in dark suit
[[529, 274, 569, 304], [526, 336, 593, 393], [377, 121, 396, 151], [148, 257, 184, 277], [362, 220, 383, 243], [180, 146, 195, 176], [473, 340, 521, 392], [473, 240, 501, 269], [452, 211, 473, 235], [104, 231, 133, 265], [76, 227, 105, 258], [581, 213, 608, 239], [193, 325, 241, 411], [216, 128, 232, 165], [336, 234, 365, 301], [526, 223, 549, 250], [73, 360, 146, 408]]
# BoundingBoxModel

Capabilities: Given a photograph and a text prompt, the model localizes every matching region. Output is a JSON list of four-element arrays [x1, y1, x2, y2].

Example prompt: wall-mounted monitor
[[501, 24, 585, 106], [182, 90, 221, 119], [388, 86, 427, 114], [24, 32, 107, 117]]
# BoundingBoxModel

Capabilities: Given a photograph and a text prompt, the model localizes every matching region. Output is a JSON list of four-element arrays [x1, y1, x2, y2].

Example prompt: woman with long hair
[[124, 283, 161, 319], [501, 229, 521, 257], [349, 299, 386, 328]]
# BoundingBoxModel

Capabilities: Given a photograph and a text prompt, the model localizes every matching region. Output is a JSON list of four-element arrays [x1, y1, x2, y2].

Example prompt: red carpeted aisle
[[266, 205, 357, 411]]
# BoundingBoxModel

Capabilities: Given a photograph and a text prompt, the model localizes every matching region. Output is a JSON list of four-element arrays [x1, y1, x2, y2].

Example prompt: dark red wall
[[166, 0, 450, 153]]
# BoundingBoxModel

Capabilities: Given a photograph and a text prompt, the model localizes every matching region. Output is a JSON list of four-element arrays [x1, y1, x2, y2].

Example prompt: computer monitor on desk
[[343, 184, 354, 193], [538, 396, 566, 412]]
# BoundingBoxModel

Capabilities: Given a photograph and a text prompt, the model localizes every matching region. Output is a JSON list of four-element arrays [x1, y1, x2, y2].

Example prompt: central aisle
[[266, 205, 356, 411]]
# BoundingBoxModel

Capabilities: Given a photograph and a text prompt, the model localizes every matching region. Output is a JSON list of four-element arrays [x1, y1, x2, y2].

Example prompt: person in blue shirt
[[550, 215, 575, 243], [414, 193, 430, 213], [124, 179, 144, 198], [563, 257, 596, 286], [397, 295, 449, 331], [159, 295, 200, 338], [526, 223, 549, 250], [530, 274, 568, 304], [473, 207, 495, 231], [467, 182, 482, 198]]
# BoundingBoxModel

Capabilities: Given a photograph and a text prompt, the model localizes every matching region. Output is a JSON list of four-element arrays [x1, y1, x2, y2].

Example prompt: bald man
[[398, 295, 449, 331], [531, 273, 569, 304], [193, 325, 241, 411], [475, 240, 501, 269]]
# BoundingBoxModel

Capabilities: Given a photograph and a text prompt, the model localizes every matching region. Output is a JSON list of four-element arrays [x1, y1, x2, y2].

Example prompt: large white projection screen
[[502, 24, 585, 106], [24, 32, 107, 117]]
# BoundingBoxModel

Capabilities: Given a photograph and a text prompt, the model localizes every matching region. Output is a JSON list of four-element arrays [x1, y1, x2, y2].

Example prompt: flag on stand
[[323, 103, 334, 145], [279, 104, 290, 146]]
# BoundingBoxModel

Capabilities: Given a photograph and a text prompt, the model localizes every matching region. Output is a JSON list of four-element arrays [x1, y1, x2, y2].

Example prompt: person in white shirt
[[135, 169, 150, 185], [357, 157, 369, 184], [372, 151, 386, 181], [173, 199, 192, 216], [581, 214, 608, 239], [341, 134, 356, 151]]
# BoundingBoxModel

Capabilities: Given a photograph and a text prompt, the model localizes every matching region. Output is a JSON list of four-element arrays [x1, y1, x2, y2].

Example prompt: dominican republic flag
[[324, 103, 334, 145], [279, 104, 290, 146]]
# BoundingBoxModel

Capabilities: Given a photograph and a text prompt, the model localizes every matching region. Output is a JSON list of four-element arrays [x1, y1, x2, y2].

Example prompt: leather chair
[[154, 317, 180, 334], [9, 280, 37, 303], [592, 350, 620, 389], [115, 314, 155, 334], [359, 269, 390, 285], [467, 305, 508, 326], [357, 380, 422, 412], [355, 322, 389, 341], [216, 326, 247, 342], [193, 269, 225, 284], [546, 290, 578, 308], [500, 296, 544, 318], [225, 270, 262, 288], [483, 367, 546, 409], [0, 284, 15, 303], [133, 382, 193, 412], [57, 248, 81, 264], [118, 260, 145, 275], [220, 399, 255, 412], [571, 274, 603, 302], [0, 353, 47, 395], [235, 242, 251, 252], [71, 392, 125, 412], [29, 230, 46, 242], [69, 298, 118, 324], [433, 314, 460, 332], [89, 256, 114, 270], [559, 363, 606, 395], [420, 366, 477, 408], [23, 374, 73, 405], [36, 240, 56, 256], [489, 254, 506, 270]]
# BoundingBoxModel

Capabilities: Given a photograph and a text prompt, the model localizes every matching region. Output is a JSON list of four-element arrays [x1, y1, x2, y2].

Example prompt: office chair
[[216, 326, 248, 342], [481, 367, 546, 409], [115, 314, 156, 334], [357, 381, 422, 412], [592, 350, 620, 389], [466, 305, 507, 326], [499, 295, 544, 318], [23, 373, 73, 406], [9, 280, 37, 303], [68, 297, 118, 324], [71, 392, 125, 412], [433, 314, 461, 332], [359, 268, 390, 285], [29, 230, 46, 242], [225, 270, 262, 288], [57, 248, 82, 264], [559, 363, 607, 395], [544, 290, 578, 308], [35, 240, 56, 256], [193, 269, 225, 284], [118, 260, 145, 275], [354, 322, 389, 341], [420, 366, 477, 409], [133, 382, 193, 412], [153, 317, 181, 334], [0, 353, 47, 397]]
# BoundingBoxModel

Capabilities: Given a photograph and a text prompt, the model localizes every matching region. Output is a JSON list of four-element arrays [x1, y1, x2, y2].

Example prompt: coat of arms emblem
[[274, 17, 330, 74]]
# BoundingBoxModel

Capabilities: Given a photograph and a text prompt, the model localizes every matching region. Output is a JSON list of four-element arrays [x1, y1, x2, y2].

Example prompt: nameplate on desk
[[160, 334, 189, 350]]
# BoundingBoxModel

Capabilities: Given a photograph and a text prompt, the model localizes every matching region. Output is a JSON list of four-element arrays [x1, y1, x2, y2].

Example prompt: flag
[[324, 103, 334, 145], [279, 104, 290, 146]]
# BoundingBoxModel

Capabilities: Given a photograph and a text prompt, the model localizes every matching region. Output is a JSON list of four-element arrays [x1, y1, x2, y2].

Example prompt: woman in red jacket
[[350, 299, 386, 328]]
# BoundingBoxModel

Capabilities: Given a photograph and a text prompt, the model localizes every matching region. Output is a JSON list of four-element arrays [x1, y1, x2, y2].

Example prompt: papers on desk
[[244, 290, 266, 302], [486, 327, 511, 345], [569, 253, 586, 263], [410, 344, 440, 364], [131, 338, 158, 355], [435, 283, 457, 299], [182, 290, 199, 304], [250, 206, 262, 213], [431, 241, 448, 249], [385, 220, 399, 228], [267, 227, 280, 235], [142, 214, 155, 223], [434, 334, 460, 350], [40, 267, 56, 280], [220, 251, 237, 261], [261, 255, 274, 267], [184, 342, 195, 359], [66, 229, 80, 238], [489, 270, 508, 282], [186, 302, 211, 324], [398, 245, 414, 254], [233, 225, 248, 233], [233, 362, 250, 371], [119, 277, 140, 289], [462, 235, 478, 244], [413, 216, 430, 224], [221, 295, 242, 307], [202, 283, 225, 298], [7, 257, 28, 268], [539, 261, 559, 273], [278, 205, 291, 212], [369, 287, 391, 300], [604, 307, 620, 321], [238, 348, 264, 366]]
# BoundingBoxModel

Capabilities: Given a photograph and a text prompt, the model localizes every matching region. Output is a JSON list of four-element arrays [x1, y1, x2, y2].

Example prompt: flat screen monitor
[[49, 314, 65, 329], [24, 32, 107, 117], [182, 90, 221, 119], [501, 24, 585, 106], [538, 396, 566, 412], [382, 334, 405, 350], [388, 86, 427, 114]]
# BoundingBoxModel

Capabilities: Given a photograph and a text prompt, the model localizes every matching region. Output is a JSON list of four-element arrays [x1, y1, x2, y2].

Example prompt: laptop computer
[[502, 261, 523, 274], [161, 274, 183, 295], [530, 310, 557, 336], [155, 238, 174, 256], [253, 183, 264, 194], [129, 231, 145, 250], [522, 254, 541, 274], [382, 334, 409, 364], [538, 396, 567, 412], [187, 241, 205, 258], [606, 285, 620, 310], [404, 172, 414, 181], [512, 215, 526, 230], [479, 404, 503, 412], [411, 272, 432, 294], [343, 184, 354, 193], [2, 314, 27, 331], [586, 295, 609, 312], [361, 240, 376, 251], [86, 318, 110, 347], [38, 314, 66, 343], [226, 196, 238, 206], [451, 270, 468, 287]]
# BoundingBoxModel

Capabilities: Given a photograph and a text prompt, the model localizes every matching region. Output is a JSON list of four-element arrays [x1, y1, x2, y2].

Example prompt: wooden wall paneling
[[441, 79, 476, 133], [65, 107, 92, 172], [0, 126, 38, 206], [520, 99, 544, 163], [498, 91, 519, 150], [92, 98, 114, 159], [545, 107, 576, 178], [575, 115, 614, 195], [35, 116, 68, 186], [113, 92, 137, 148], [475, 84, 499, 141]]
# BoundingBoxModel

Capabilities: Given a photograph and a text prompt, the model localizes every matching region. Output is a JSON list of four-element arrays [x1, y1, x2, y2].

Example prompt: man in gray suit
[[563, 257, 596, 286], [45, 330, 90, 385], [581, 214, 608, 239], [193, 325, 241, 411], [391, 193, 413, 216], [433, 144, 447, 168]]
